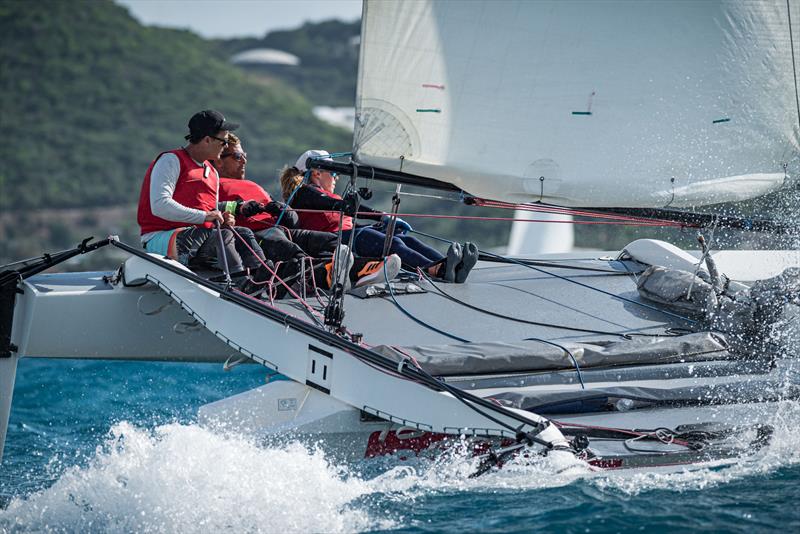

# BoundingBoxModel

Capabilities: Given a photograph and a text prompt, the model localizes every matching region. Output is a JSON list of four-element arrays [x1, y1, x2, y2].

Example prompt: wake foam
[[356, 400, 800, 497], [3, 400, 799, 531], [0, 423, 394, 533], [591, 400, 800, 495]]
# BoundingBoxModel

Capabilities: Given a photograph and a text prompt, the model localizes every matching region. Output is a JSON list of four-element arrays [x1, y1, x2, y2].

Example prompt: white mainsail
[[354, 0, 799, 207]]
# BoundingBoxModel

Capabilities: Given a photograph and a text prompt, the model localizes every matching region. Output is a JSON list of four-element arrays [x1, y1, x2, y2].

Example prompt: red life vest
[[297, 185, 354, 233], [218, 178, 277, 231], [137, 149, 218, 235]]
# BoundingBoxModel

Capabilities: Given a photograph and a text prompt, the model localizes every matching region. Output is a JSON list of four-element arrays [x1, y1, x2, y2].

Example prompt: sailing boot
[[352, 254, 402, 288], [425, 242, 462, 282], [455, 242, 479, 283], [443, 242, 463, 282], [239, 260, 276, 296], [324, 244, 355, 291]]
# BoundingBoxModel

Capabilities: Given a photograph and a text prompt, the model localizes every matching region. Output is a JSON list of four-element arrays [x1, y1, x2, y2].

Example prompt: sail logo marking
[[572, 90, 596, 115]]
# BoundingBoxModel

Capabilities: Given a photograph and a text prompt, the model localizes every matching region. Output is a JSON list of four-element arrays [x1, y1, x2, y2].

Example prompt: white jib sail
[[354, 0, 799, 207]]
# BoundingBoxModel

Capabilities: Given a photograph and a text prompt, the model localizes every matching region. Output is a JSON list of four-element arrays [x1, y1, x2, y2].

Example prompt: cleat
[[355, 254, 401, 288]]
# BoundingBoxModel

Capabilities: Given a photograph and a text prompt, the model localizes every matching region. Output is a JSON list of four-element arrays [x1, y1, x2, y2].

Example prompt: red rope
[[228, 226, 324, 320], [471, 198, 692, 227], [304, 255, 328, 308], [290, 208, 686, 227]]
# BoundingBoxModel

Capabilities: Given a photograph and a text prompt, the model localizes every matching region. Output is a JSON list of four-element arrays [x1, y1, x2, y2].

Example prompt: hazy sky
[[115, 0, 362, 39]]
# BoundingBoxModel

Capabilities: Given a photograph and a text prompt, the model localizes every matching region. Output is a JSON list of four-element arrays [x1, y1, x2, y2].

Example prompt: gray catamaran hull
[[1, 238, 798, 470]]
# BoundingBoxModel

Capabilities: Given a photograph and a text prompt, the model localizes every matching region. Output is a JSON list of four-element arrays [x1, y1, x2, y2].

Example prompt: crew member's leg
[[287, 228, 338, 258], [255, 227, 307, 263], [232, 226, 267, 270], [396, 234, 445, 263], [177, 226, 245, 273], [352, 227, 434, 269]]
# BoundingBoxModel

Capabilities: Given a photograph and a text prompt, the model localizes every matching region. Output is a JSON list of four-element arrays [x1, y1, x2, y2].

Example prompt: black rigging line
[[384, 268, 470, 342], [477, 255, 632, 274], [411, 229, 698, 326], [1, 237, 111, 283], [417, 270, 677, 339], [379, 268, 561, 442]]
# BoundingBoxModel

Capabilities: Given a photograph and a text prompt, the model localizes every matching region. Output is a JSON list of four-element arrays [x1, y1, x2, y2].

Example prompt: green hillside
[[0, 0, 351, 212]]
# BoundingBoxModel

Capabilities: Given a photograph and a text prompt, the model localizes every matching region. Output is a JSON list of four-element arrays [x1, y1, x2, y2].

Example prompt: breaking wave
[[590, 400, 800, 495], [2, 400, 799, 532], [0, 423, 391, 533], [368, 400, 800, 496]]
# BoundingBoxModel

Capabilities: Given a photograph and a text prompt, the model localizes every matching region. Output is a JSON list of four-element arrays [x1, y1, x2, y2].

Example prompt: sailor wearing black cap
[[184, 109, 240, 144], [137, 110, 268, 279]]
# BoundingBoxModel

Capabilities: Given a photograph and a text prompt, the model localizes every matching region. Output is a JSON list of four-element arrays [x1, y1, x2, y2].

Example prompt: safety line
[[383, 262, 469, 342]]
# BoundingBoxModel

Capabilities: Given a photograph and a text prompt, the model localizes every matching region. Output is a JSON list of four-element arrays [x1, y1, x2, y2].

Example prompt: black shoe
[[239, 262, 274, 295], [443, 242, 463, 282], [455, 242, 478, 283]]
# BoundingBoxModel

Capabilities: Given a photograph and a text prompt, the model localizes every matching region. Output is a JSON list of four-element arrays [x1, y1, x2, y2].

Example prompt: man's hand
[[341, 191, 359, 216], [222, 211, 236, 227], [380, 215, 413, 235], [205, 209, 224, 224], [264, 201, 288, 216], [238, 200, 265, 217]]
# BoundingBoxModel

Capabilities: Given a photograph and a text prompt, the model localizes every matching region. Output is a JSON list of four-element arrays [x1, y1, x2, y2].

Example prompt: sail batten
[[354, 0, 799, 207]]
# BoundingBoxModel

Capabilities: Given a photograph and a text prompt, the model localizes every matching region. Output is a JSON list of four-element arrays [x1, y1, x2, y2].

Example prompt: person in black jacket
[[281, 150, 478, 283]]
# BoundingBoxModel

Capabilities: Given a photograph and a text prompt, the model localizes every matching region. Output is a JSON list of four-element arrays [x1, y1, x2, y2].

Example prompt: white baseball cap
[[294, 149, 332, 172]]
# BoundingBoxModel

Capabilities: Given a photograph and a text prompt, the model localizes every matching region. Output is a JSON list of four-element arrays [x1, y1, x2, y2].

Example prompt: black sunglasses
[[221, 151, 247, 161], [209, 135, 230, 147]]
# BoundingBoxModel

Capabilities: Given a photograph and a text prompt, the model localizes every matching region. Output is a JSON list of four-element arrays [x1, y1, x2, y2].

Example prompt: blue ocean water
[[2, 358, 799, 533]]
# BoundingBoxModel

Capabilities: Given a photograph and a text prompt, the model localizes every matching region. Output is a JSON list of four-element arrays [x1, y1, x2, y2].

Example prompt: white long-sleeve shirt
[[141, 152, 214, 244]]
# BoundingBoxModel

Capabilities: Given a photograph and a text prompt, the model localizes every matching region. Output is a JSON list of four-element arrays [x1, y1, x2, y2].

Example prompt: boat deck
[[273, 255, 689, 347]]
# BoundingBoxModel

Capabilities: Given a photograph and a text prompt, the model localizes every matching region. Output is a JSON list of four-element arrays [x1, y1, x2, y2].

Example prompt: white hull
[[2, 238, 798, 471], [198, 379, 786, 472]]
